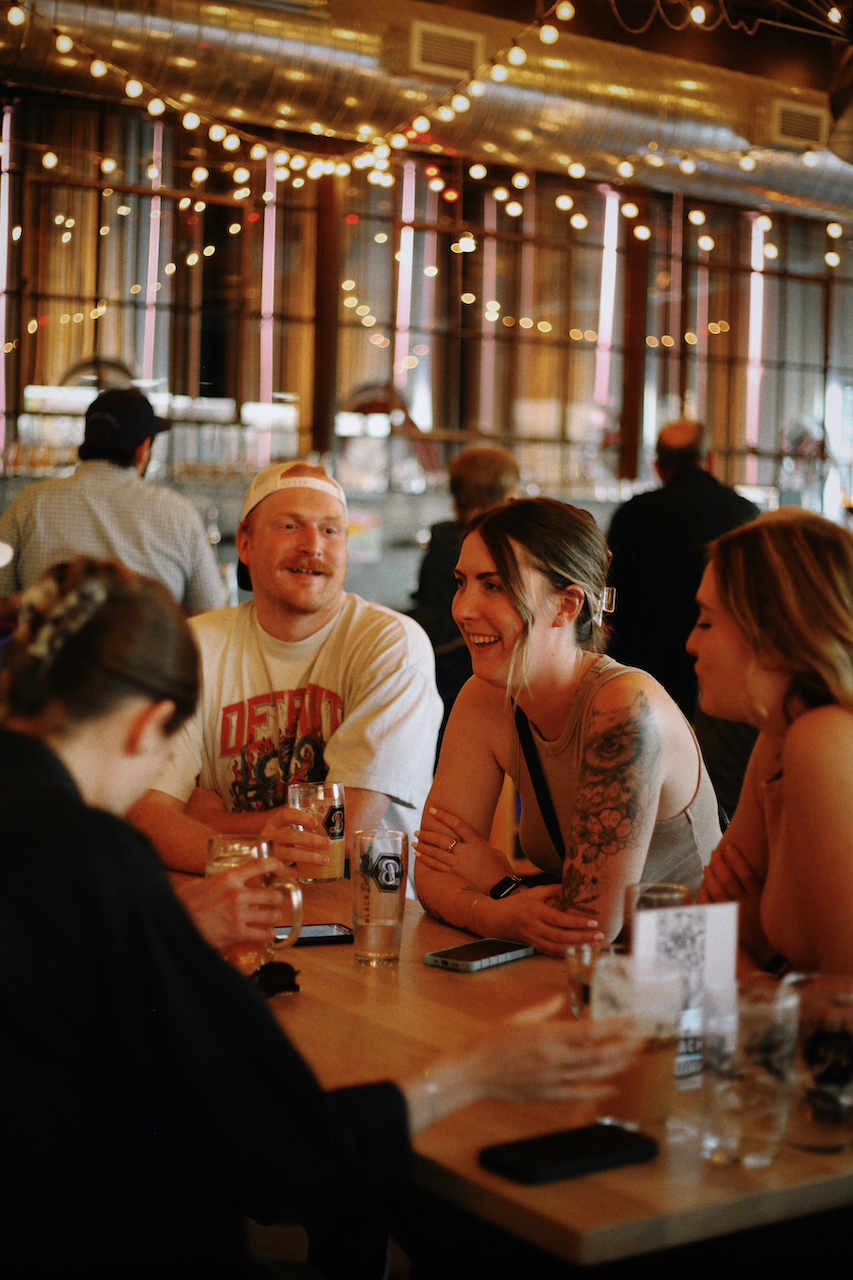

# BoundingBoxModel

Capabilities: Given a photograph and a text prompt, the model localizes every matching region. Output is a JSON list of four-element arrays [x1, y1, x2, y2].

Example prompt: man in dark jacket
[[607, 419, 759, 816]]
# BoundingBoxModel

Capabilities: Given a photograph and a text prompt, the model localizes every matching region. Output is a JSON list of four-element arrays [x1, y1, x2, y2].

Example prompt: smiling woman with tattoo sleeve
[[413, 498, 721, 955]]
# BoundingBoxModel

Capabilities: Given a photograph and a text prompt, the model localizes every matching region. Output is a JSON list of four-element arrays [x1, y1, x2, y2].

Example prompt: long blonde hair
[[709, 509, 853, 720]]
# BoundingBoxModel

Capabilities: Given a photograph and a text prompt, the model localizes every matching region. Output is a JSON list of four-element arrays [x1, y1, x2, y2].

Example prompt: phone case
[[479, 1123, 658, 1184], [275, 924, 354, 946], [423, 940, 535, 972]]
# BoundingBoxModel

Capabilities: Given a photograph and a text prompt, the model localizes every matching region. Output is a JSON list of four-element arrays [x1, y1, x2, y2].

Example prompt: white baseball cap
[[237, 462, 347, 593], [241, 461, 347, 524]]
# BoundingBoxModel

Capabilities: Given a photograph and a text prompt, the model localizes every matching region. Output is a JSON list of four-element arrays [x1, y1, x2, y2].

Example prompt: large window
[[3, 92, 852, 518]]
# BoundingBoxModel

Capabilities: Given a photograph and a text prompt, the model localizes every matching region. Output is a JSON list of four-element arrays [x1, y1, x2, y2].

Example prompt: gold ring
[[448, 839, 458, 853]]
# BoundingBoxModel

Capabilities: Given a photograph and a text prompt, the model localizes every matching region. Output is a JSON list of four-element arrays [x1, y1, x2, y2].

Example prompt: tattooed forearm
[[557, 689, 662, 913]]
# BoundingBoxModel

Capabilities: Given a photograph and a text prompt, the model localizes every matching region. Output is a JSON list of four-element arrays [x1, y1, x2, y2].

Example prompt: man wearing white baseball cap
[[130, 461, 442, 884]]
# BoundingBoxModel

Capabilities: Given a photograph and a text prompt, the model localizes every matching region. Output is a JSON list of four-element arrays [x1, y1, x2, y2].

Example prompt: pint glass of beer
[[287, 781, 346, 882], [205, 837, 303, 975]]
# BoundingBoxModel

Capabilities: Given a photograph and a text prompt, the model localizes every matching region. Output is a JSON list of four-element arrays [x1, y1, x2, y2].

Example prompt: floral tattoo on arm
[[557, 689, 662, 914]]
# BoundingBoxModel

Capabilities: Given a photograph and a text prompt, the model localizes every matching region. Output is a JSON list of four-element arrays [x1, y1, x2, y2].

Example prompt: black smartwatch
[[489, 875, 524, 900]]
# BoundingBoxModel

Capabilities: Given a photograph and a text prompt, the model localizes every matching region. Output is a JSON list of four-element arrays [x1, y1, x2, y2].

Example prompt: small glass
[[287, 781, 346, 882], [564, 945, 596, 1019], [784, 973, 853, 1152], [623, 882, 691, 948]]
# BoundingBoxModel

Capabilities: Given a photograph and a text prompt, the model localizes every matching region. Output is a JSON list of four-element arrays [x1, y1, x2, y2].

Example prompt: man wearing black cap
[[0, 387, 225, 614]]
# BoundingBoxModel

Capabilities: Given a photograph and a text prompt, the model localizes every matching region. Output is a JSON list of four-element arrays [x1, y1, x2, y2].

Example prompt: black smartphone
[[276, 923, 354, 946], [479, 1123, 658, 1184], [423, 938, 535, 972]]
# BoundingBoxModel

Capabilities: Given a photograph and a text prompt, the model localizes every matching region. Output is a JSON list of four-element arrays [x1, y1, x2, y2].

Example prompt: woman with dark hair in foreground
[[0, 557, 635, 1279]]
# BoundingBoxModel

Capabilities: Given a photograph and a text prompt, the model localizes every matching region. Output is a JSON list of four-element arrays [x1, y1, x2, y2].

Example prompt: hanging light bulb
[[7, 6, 26, 25], [55, 33, 73, 53], [147, 99, 166, 116], [507, 44, 527, 66], [222, 133, 241, 151], [182, 112, 201, 130], [490, 64, 509, 82], [539, 23, 559, 43], [250, 143, 267, 160], [469, 164, 487, 180], [209, 123, 226, 142], [690, 5, 706, 23], [555, 1, 575, 18], [90, 59, 108, 78], [451, 94, 470, 112], [125, 79, 144, 98], [192, 166, 209, 183]]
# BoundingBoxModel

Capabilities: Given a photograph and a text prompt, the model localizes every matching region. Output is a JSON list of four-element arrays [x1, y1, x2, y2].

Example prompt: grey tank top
[[510, 655, 720, 894]]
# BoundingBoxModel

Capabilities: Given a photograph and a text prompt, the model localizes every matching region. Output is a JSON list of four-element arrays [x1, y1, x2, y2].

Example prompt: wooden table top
[[267, 880, 853, 1266]]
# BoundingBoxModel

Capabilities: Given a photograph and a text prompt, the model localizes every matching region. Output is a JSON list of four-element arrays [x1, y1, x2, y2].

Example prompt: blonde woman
[[415, 497, 720, 953], [691, 509, 853, 975]]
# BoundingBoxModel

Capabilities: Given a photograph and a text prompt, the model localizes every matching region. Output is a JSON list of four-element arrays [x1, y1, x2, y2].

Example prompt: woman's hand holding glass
[[177, 857, 289, 952], [414, 804, 509, 892]]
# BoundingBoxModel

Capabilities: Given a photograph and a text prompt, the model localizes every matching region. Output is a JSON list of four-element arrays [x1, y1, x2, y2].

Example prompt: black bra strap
[[514, 706, 565, 860]]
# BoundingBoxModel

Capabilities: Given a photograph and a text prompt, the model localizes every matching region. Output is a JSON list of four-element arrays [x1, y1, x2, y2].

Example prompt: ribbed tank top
[[510, 655, 720, 893]]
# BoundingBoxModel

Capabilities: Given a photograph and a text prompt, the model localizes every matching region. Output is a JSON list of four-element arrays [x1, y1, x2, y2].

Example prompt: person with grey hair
[[606, 418, 759, 816], [0, 387, 225, 616]]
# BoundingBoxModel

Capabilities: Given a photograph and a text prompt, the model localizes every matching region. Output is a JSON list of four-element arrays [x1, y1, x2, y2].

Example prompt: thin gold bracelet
[[468, 895, 484, 934]]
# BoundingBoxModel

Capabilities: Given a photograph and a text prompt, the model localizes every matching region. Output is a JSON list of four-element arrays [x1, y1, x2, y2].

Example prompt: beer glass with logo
[[287, 781, 346, 881], [205, 837, 303, 975], [352, 829, 408, 966]]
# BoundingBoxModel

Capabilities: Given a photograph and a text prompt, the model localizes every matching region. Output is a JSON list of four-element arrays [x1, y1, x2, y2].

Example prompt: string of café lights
[[2, 0, 850, 365]]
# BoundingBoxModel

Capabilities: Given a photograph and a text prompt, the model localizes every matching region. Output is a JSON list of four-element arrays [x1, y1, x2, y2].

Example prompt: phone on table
[[480, 1123, 658, 1184], [275, 923, 354, 946], [423, 938, 535, 972]]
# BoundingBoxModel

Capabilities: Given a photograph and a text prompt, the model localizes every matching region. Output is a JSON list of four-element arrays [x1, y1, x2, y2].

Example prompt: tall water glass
[[352, 829, 408, 966], [702, 977, 799, 1167]]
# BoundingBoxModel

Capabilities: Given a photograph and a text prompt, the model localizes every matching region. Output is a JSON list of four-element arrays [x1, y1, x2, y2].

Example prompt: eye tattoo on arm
[[557, 690, 662, 914]]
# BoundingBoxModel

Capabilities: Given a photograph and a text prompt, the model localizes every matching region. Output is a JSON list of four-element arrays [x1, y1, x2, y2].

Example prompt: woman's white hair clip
[[23, 579, 108, 666], [593, 586, 616, 627]]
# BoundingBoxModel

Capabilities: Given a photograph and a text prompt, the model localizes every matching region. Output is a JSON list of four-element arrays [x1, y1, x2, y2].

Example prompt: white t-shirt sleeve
[[322, 608, 441, 812]]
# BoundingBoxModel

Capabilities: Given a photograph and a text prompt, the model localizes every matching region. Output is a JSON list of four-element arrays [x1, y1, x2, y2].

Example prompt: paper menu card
[[632, 900, 739, 1079]]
